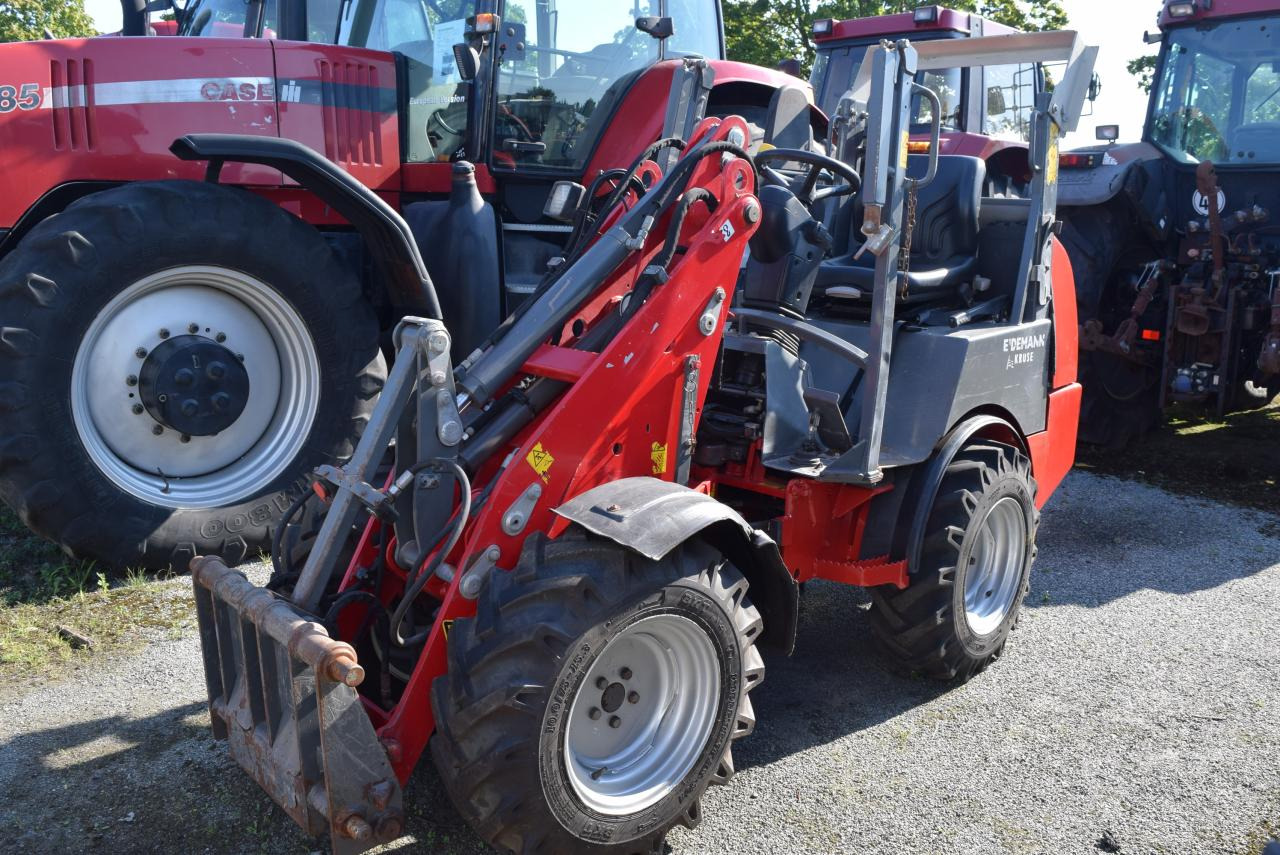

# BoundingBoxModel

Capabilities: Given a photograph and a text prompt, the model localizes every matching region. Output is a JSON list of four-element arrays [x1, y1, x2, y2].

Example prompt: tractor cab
[[1057, 0, 1280, 434], [163, 0, 724, 171], [809, 5, 1042, 164]]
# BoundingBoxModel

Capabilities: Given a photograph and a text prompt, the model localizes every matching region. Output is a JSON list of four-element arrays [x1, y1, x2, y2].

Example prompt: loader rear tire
[[0, 180, 384, 570], [431, 529, 763, 854], [869, 443, 1037, 682]]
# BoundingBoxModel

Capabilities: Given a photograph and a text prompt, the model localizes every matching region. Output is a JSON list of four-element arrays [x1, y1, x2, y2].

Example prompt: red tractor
[[0, 0, 812, 570], [186, 30, 1095, 853], [809, 5, 1057, 197]]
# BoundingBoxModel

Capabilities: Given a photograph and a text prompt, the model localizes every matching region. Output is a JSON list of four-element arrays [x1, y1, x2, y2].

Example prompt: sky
[[84, 0, 1159, 148]]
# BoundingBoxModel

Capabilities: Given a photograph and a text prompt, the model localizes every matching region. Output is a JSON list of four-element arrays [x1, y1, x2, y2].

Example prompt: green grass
[[0, 504, 192, 681]]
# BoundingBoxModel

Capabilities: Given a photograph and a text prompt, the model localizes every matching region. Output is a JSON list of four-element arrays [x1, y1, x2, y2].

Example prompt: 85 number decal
[[0, 83, 42, 113]]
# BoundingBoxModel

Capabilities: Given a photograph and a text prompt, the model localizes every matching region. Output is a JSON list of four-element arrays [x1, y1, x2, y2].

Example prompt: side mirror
[[986, 86, 1007, 117], [452, 43, 481, 82], [1088, 73, 1102, 103], [1096, 124, 1120, 142], [635, 16, 674, 40], [1143, 30, 1163, 44]]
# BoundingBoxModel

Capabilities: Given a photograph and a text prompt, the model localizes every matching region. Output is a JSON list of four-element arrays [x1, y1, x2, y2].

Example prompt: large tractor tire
[[869, 443, 1037, 682], [0, 180, 385, 570], [431, 529, 763, 854], [1060, 208, 1162, 448]]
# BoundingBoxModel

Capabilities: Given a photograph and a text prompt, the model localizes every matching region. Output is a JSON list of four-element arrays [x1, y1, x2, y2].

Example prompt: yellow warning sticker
[[442, 619, 454, 641], [1046, 140, 1060, 186], [526, 442, 555, 482], [650, 441, 669, 475], [900, 130, 910, 169]]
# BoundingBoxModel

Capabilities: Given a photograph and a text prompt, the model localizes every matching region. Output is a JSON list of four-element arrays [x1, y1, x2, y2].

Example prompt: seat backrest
[[904, 153, 984, 266], [763, 84, 813, 151]]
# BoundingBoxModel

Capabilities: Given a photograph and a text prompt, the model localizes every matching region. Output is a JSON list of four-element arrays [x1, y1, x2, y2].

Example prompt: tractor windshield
[[181, 0, 279, 37], [1148, 14, 1280, 165], [813, 41, 1043, 141], [491, 0, 721, 171]]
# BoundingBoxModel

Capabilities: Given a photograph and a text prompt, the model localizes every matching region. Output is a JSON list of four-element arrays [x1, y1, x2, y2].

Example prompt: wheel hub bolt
[[235, 353, 245, 362], [126, 375, 138, 387], [627, 691, 639, 704], [135, 347, 148, 359], [174, 368, 194, 387], [595, 677, 608, 690], [215, 332, 227, 343], [207, 361, 226, 381], [608, 716, 621, 729], [131, 403, 144, 415], [619, 667, 632, 680], [188, 323, 200, 334], [180, 434, 191, 444], [212, 392, 231, 411], [180, 399, 199, 418], [151, 424, 163, 436], [588, 707, 602, 720], [158, 328, 170, 339]]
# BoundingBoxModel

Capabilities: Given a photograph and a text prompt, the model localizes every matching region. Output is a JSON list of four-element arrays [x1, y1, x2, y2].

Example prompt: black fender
[[170, 134, 441, 320], [554, 477, 799, 654], [901, 414, 1027, 575]]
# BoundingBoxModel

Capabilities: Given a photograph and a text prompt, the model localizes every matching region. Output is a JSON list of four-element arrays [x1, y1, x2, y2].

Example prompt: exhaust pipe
[[120, 0, 149, 35]]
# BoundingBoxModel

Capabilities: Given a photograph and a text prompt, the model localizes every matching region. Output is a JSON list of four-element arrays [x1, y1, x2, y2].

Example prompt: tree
[[0, 0, 97, 42], [724, 0, 1068, 73], [1127, 54, 1158, 94]]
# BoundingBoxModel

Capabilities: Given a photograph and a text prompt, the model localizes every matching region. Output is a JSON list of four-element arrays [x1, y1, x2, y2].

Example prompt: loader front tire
[[869, 443, 1037, 682], [0, 181, 384, 570], [431, 529, 763, 854]]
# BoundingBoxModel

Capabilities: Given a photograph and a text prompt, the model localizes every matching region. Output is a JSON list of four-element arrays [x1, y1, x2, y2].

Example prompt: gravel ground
[[1, 470, 1277, 855]]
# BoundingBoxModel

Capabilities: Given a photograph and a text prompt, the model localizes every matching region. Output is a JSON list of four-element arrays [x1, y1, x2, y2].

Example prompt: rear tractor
[[1059, 0, 1280, 445], [187, 31, 1095, 854]]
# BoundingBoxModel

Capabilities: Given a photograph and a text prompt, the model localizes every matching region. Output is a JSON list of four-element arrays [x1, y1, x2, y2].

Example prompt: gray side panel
[[802, 319, 1050, 468]]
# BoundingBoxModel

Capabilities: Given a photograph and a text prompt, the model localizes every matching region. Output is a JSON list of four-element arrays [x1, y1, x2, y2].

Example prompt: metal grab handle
[[909, 82, 942, 189]]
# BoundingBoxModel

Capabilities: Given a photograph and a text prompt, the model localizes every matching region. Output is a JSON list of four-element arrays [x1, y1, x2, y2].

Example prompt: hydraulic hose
[[389, 459, 472, 646], [268, 487, 314, 590]]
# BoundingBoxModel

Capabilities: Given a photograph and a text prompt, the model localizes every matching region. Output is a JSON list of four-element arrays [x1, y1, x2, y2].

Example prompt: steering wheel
[[754, 148, 861, 207]]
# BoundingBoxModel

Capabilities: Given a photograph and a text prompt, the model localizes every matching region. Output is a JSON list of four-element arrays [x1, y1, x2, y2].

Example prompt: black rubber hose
[[390, 459, 472, 646], [653, 187, 718, 270], [268, 488, 313, 589]]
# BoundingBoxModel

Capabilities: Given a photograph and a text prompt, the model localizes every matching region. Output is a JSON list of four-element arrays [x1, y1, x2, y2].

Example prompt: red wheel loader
[[186, 29, 1095, 854], [0, 0, 811, 571]]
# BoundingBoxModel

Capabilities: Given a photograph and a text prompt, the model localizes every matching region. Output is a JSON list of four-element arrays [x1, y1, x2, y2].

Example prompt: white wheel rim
[[563, 614, 721, 816], [963, 496, 1027, 636], [70, 266, 319, 510]]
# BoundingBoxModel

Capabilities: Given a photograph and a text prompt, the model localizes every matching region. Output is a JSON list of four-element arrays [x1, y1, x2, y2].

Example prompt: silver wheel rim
[[563, 613, 721, 816], [963, 496, 1027, 636], [70, 266, 319, 510]]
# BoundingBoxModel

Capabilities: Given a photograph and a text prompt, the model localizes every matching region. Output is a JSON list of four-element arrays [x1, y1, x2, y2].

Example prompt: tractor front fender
[[554, 477, 798, 654], [170, 134, 441, 320]]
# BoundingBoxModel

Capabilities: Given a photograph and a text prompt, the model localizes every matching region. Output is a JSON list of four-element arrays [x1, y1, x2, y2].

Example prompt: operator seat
[[816, 154, 985, 305]]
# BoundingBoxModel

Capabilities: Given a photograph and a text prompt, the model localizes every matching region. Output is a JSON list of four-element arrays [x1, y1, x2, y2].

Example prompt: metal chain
[[898, 179, 920, 297]]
